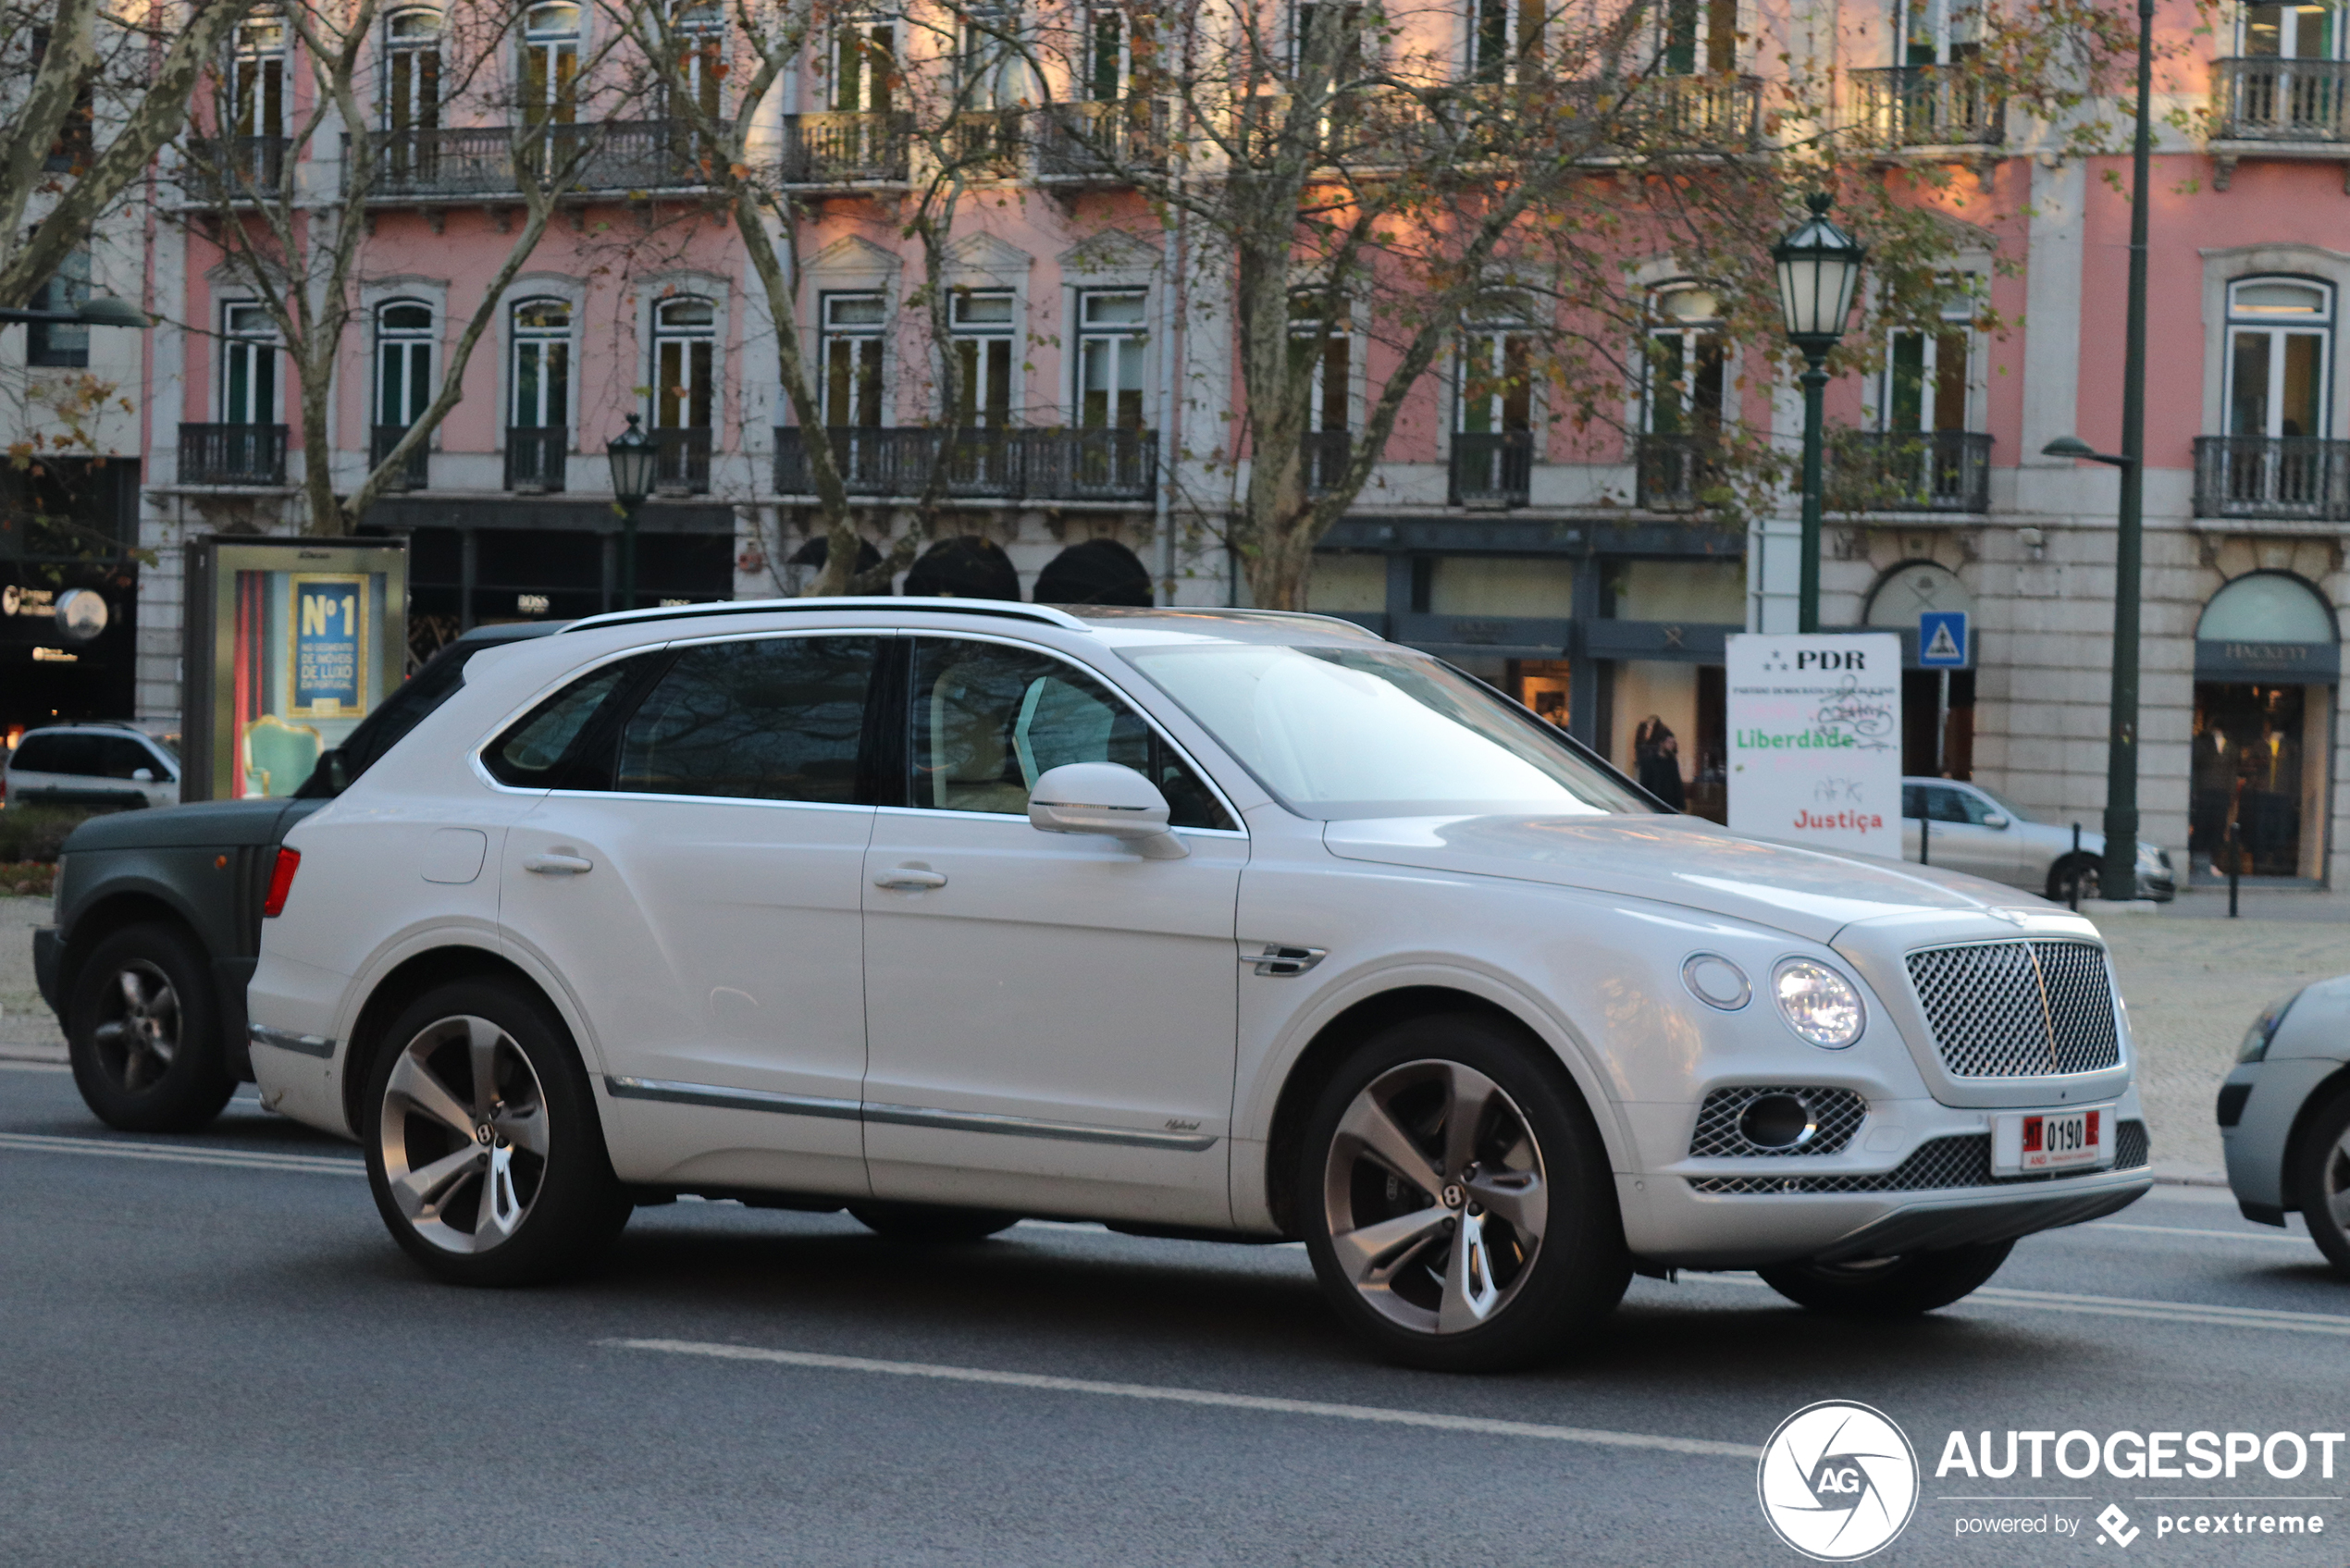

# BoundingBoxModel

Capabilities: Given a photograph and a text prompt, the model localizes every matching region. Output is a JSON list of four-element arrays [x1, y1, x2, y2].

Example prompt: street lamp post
[[1772, 193, 1868, 635], [2043, 0, 2156, 904], [0, 295, 149, 327], [606, 415, 656, 611]]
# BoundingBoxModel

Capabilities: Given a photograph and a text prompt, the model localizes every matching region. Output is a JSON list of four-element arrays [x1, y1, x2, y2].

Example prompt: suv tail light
[[263, 847, 301, 918]]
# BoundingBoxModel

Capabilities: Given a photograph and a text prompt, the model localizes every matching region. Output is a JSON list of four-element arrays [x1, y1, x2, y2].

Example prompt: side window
[[483, 660, 642, 788], [1955, 789, 2003, 826], [22, 735, 102, 776], [909, 638, 1233, 830], [617, 636, 880, 803], [1922, 784, 1970, 824], [1900, 783, 1923, 820], [98, 736, 160, 779]]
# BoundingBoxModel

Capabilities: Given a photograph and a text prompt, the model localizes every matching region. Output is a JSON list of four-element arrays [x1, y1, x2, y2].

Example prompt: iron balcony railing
[[653, 426, 712, 496], [1634, 73, 1764, 151], [1827, 430, 1993, 513], [1635, 432, 1715, 511], [505, 426, 567, 493], [1850, 66, 2007, 147], [369, 118, 710, 199], [369, 425, 430, 490], [773, 426, 1156, 501], [1450, 431, 1533, 508], [2211, 57, 2350, 142], [179, 136, 291, 201], [1035, 99, 1173, 179], [780, 111, 915, 185], [2194, 435, 2350, 520], [179, 424, 287, 486]]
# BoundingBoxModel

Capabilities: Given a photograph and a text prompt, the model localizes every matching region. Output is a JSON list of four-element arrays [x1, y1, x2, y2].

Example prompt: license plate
[[1991, 1106, 2114, 1174]]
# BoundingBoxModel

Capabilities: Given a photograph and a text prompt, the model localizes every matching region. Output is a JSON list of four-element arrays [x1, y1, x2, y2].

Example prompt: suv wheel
[[1296, 1014, 1629, 1372], [68, 922, 234, 1132], [2292, 1091, 2350, 1278], [1756, 1241, 2014, 1315], [363, 980, 632, 1286]]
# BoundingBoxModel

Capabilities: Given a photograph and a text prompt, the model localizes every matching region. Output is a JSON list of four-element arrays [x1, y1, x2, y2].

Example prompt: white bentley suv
[[248, 599, 2152, 1370]]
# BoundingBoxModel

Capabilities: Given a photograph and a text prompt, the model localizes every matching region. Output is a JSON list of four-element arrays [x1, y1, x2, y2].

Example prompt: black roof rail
[[558, 597, 1092, 636]]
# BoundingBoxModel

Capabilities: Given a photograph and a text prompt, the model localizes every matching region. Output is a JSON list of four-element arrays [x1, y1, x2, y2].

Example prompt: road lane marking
[[0, 1130, 364, 1176], [2088, 1221, 2309, 1245], [603, 1338, 1762, 1459], [1677, 1272, 2350, 1336]]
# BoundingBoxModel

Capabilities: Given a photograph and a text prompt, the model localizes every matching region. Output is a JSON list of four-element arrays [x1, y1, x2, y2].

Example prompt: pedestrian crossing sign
[[1919, 611, 1969, 668]]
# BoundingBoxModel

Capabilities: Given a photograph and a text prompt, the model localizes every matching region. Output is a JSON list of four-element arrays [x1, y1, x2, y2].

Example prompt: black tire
[[2047, 857, 2101, 905], [848, 1203, 1022, 1244], [1756, 1240, 2015, 1315], [68, 922, 235, 1133], [2290, 1090, 2350, 1278], [1295, 1013, 1630, 1373], [361, 979, 631, 1287]]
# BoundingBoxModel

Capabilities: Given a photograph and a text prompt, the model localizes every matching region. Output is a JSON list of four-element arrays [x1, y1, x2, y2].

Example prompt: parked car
[[2219, 980, 2350, 1275], [31, 623, 563, 1133], [247, 599, 2153, 1371], [1901, 776, 2175, 904], [4, 723, 180, 810]]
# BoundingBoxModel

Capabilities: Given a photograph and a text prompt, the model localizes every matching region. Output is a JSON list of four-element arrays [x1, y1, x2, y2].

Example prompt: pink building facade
[[58, 0, 2350, 887]]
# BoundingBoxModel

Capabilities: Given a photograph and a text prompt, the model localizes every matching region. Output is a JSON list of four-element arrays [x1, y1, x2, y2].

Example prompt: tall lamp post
[[1772, 193, 1868, 634], [2044, 0, 2156, 903], [0, 295, 149, 328], [606, 415, 656, 611]]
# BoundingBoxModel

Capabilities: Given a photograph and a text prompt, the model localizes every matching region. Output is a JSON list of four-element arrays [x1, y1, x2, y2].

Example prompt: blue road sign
[[1919, 610, 1969, 669]]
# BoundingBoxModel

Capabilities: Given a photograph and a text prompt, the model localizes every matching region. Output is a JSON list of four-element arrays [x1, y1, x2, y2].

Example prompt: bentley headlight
[[1773, 959, 1865, 1049]]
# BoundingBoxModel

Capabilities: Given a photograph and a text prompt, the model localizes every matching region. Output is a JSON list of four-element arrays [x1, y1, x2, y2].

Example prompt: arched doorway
[[904, 536, 1020, 601], [1034, 537, 1152, 606], [2193, 572, 2339, 883], [1865, 561, 1977, 778]]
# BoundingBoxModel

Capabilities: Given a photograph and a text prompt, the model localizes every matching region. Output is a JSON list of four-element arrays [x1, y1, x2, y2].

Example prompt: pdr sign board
[[1726, 634, 1903, 856]]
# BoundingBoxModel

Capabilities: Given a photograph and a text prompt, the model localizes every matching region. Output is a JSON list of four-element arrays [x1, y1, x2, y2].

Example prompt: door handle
[[872, 867, 948, 891], [522, 853, 594, 875]]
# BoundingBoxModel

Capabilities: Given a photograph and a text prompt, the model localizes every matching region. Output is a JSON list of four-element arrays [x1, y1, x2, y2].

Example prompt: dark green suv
[[31, 623, 560, 1131]]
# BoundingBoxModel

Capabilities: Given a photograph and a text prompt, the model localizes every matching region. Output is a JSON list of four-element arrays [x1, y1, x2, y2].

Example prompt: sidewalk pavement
[[0, 895, 65, 1064]]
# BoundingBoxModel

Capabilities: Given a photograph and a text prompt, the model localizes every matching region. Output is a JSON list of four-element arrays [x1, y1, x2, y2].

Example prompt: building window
[[1644, 283, 1725, 439], [651, 297, 716, 432], [232, 13, 287, 139], [1893, 0, 1980, 65], [822, 292, 884, 427], [1290, 291, 1350, 433], [1087, 7, 1135, 99], [2227, 277, 2332, 440], [950, 289, 1014, 428], [1662, 0, 1738, 72], [2241, 2, 2339, 57], [510, 297, 572, 428], [523, 4, 580, 127], [221, 302, 277, 423], [384, 8, 440, 132], [672, 0, 723, 124], [30, 28, 95, 171], [832, 19, 895, 112], [1077, 290, 1147, 428], [1469, 0, 1542, 80], [375, 300, 434, 428], [1459, 298, 1533, 435], [958, 6, 1025, 107], [1881, 284, 1976, 434], [27, 247, 91, 368]]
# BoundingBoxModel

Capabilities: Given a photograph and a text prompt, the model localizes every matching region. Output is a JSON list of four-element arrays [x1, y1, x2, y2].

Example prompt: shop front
[[2190, 572, 2339, 885], [0, 459, 142, 741]]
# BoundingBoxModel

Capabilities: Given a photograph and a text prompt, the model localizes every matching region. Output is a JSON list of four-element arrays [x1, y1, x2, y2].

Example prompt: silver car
[[2220, 982, 2350, 1275], [1901, 776, 2174, 903], [3, 723, 179, 811]]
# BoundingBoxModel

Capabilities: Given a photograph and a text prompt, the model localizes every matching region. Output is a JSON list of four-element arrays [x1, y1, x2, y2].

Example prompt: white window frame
[[821, 290, 887, 427], [508, 296, 574, 430], [374, 299, 436, 428], [220, 302, 278, 424], [2224, 274, 2335, 440]]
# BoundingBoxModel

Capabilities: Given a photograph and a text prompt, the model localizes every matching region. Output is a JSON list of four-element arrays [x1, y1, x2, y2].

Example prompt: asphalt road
[[5, 1062, 2349, 1568]]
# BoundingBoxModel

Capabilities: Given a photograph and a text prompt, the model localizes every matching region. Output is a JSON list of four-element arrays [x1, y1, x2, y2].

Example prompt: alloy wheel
[[90, 961, 179, 1093], [1320, 1058, 1549, 1335], [378, 1015, 550, 1254], [2322, 1130, 2350, 1244]]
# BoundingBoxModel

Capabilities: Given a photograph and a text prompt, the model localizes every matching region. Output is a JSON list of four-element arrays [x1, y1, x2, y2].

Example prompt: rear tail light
[[263, 847, 301, 918]]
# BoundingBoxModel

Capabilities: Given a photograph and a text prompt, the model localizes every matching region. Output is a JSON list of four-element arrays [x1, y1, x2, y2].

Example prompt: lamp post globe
[[607, 415, 657, 611], [1773, 192, 1866, 634]]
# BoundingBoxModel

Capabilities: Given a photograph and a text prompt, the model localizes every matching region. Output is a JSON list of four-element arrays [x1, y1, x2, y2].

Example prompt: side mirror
[[131, 768, 155, 784], [1028, 762, 1189, 859], [1983, 812, 2010, 830]]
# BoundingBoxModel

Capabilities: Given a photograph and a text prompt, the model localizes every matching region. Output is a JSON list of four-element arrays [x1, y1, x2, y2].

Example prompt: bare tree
[[175, 0, 655, 533]]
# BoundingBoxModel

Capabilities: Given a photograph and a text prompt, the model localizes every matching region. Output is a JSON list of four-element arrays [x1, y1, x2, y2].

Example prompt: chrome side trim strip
[[249, 1024, 335, 1059], [860, 1101, 1219, 1152], [601, 1074, 1218, 1152], [603, 1076, 862, 1121]]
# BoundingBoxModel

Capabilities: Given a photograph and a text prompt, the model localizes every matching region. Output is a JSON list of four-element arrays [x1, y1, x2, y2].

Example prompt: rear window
[[482, 659, 649, 789]]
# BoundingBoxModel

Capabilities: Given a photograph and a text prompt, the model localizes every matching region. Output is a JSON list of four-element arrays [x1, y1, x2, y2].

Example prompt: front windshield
[[1120, 643, 1654, 820]]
